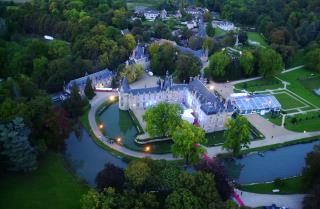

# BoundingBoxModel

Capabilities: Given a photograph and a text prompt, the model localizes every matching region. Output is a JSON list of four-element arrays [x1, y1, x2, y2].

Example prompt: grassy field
[[278, 68, 320, 107], [285, 111, 320, 132], [0, 153, 88, 209], [235, 78, 283, 92], [238, 176, 304, 194], [273, 92, 306, 110], [247, 32, 268, 47]]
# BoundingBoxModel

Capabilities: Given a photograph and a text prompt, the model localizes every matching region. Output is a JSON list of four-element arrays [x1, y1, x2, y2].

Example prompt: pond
[[64, 127, 127, 186], [99, 102, 172, 154], [223, 140, 320, 184]]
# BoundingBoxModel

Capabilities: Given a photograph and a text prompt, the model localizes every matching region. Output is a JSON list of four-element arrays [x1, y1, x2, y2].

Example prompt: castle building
[[119, 73, 234, 132], [65, 68, 113, 95]]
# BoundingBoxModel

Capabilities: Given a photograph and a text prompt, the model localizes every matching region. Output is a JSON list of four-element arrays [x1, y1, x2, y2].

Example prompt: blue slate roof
[[188, 79, 228, 115], [120, 77, 131, 93], [120, 73, 232, 115], [134, 45, 145, 59], [67, 68, 112, 89], [176, 45, 205, 59]]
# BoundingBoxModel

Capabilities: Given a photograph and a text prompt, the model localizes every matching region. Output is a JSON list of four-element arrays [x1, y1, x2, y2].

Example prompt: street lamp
[[145, 146, 151, 152], [99, 124, 104, 129], [209, 85, 215, 90], [116, 137, 122, 143], [109, 95, 115, 101]]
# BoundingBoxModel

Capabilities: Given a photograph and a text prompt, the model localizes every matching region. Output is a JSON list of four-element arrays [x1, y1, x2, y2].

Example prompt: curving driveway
[[88, 92, 177, 160]]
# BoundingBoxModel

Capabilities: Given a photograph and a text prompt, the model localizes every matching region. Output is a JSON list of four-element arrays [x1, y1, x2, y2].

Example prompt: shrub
[[273, 178, 285, 187]]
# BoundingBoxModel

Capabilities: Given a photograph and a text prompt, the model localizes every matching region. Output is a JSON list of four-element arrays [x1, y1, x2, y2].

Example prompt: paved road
[[88, 92, 177, 160], [235, 189, 304, 209]]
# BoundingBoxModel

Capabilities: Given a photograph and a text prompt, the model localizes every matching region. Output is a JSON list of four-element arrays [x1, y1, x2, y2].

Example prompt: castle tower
[[119, 77, 130, 110]]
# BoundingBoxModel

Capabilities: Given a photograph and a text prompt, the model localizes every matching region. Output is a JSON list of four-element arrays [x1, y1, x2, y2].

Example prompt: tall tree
[[207, 51, 231, 77], [64, 85, 87, 117], [84, 78, 95, 100], [165, 188, 200, 209], [143, 103, 183, 137], [223, 116, 250, 156], [172, 121, 207, 165], [239, 51, 255, 76], [174, 53, 201, 83], [95, 163, 125, 192], [305, 48, 320, 73], [125, 160, 151, 190], [258, 48, 284, 78], [0, 117, 38, 172]]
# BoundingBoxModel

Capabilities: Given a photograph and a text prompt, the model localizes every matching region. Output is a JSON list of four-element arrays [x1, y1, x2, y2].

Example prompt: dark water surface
[[224, 140, 320, 184]]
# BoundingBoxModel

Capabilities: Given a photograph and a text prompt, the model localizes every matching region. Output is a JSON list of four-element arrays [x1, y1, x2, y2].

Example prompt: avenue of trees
[[148, 42, 202, 82], [82, 158, 247, 209], [205, 47, 284, 81]]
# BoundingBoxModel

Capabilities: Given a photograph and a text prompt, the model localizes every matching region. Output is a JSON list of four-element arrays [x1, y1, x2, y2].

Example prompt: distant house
[[65, 69, 113, 95], [126, 43, 150, 70], [212, 20, 237, 31], [160, 9, 167, 19], [144, 10, 160, 21], [138, 9, 167, 21], [182, 20, 197, 29], [121, 29, 130, 36], [185, 7, 208, 17]]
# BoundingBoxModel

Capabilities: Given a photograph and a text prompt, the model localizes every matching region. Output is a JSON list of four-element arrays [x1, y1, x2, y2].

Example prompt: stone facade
[[119, 74, 234, 132]]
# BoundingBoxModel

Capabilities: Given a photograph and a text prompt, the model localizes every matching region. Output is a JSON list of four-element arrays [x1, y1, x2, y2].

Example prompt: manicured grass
[[238, 176, 305, 194], [285, 112, 320, 132], [299, 75, 320, 92], [263, 113, 282, 126], [234, 78, 283, 92], [278, 68, 320, 107], [247, 32, 268, 47], [126, 1, 157, 10], [0, 153, 88, 209], [273, 92, 306, 110], [214, 27, 227, 37]]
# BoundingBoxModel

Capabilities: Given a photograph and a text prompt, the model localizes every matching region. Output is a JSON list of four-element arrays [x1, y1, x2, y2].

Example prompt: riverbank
[[0, 152, 88, 209], [237, 176, 305, 195]]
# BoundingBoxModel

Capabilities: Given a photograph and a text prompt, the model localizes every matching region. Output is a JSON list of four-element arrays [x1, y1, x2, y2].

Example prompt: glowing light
[[116, 137, 121, 143], [209, 85, 215, 90], [145, 146, 151, 152], [99, 124, 104, 129], [109, 95, 115, 101]]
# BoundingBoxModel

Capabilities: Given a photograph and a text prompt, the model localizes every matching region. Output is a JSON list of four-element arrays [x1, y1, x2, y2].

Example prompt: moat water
[[223, 140, 320, 184], [64, 104, 319, 185]]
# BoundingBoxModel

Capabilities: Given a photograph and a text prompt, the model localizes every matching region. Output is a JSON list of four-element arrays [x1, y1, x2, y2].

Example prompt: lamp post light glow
[[145, 146, 151, 152], [109, 95, 115, 101], [209, 85, 214, 91], [116, 137, 121, 143], [99, 124, 104, 129]]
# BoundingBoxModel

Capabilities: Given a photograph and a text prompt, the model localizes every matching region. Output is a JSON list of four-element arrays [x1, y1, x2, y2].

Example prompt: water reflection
[[223, 140, 320, 184], [64, 127, 127, 186]]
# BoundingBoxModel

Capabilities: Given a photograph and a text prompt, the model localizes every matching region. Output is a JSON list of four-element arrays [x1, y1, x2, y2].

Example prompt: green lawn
[[247, 32, 268, 47], [238, 176, 305, 194], [273, 92, 306, 110], [285, 112, 320, 132], [234, 78, 283, 92], [0, 153, 88, 209], [300, 75, 320, 92], [278, 68, 320, 107]]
